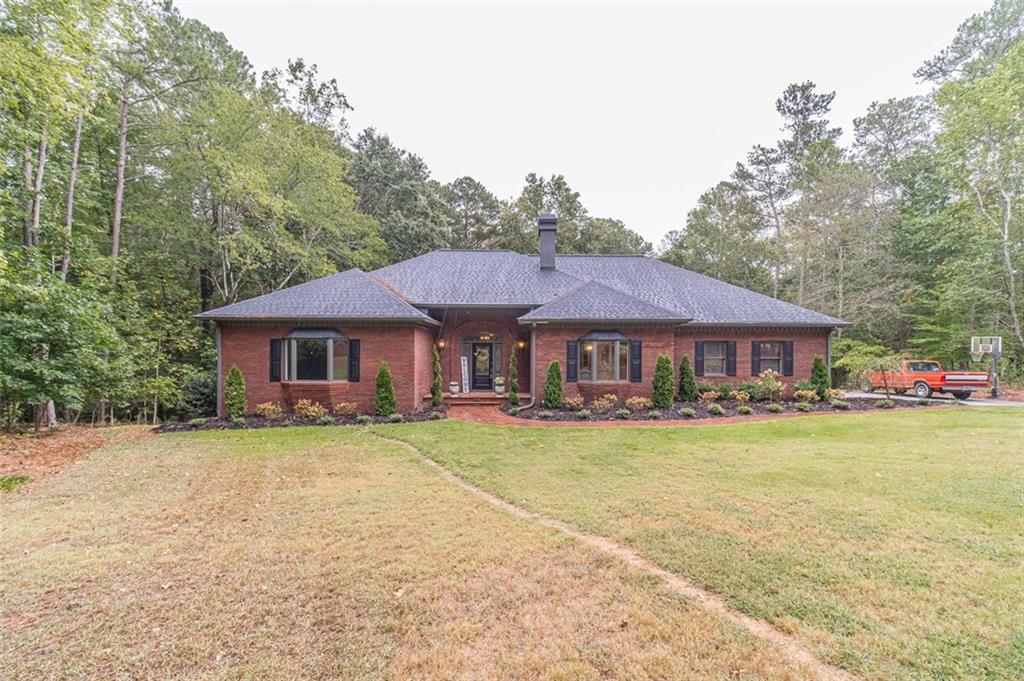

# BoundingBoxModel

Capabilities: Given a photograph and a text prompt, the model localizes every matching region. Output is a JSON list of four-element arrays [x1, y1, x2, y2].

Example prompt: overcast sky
[[177, 1, 986, 247]]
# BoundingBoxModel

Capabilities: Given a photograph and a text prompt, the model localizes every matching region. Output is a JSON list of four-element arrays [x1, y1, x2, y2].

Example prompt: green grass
[[393, 409, 1024, 681], [0, 475, 30, 492]]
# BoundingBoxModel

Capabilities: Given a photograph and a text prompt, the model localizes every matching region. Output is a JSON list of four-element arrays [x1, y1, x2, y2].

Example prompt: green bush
[[652, 354, 675, 408], [374, 362, 397, 416], [811, 355, 830, 400], [428, 410, 444, 420], [695, 381, 715, 395], [830, 399, 851, 410], [388, 412, 404, 423], [680, 407, 696, 418], [677, 355, 699, 401], [716, 382, 733, 400], [231, 416, 245, 426], [188, 417, 206, 427], [738, 380, 759, 395], [576, 409, 591, 420], [647, 410, 662, 420], [180, 373, 216, 419], [318, 414, 334, 425], [916, 398, 930, 406], [224, 365, 247, 418], [543, 361, 563, 409], [430, 346, 443, 407], [707, 403, 725, 416], [615, 408, 631, 420], [356, 414, 373, 425], [736, 405, 754, 415], [794, 402, 813, 412], [793, 380, 815, 392], [508, 352, 519, 406], [767, 403, 784, 413], [876, 399, 895, 409], [537, 409, 553, 419]]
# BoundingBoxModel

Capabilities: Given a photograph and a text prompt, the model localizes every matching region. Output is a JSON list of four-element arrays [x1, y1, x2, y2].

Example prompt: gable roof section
[[372, 250, 583, 306], [196, 269, 437, 324], [519, 280, 690, 323]]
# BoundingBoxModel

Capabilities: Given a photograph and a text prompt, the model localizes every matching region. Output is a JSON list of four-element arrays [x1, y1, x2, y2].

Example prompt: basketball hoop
[[970, 352, 984, 363]]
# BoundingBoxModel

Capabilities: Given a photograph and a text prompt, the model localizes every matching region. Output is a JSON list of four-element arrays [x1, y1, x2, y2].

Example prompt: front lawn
[[394, 409, 1023, 680], [0, 426, 808, 680]]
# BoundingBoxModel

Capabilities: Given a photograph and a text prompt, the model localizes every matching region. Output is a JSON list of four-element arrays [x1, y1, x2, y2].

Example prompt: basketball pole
[[991, 348, 999, 398]]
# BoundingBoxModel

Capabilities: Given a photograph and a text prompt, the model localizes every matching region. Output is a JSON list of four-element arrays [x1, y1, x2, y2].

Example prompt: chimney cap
[[538, 213, 557, 230]]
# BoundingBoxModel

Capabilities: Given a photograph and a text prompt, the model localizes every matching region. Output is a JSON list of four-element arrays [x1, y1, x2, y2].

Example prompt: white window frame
[[282, 337, 349, 382], [579, 339, 629, 382]]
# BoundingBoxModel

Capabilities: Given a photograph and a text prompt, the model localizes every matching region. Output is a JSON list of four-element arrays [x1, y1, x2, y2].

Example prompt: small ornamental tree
[[224, 365, 247, 418], [430, 346, 443, 406], [508, 352, 520, 406], [543, 361, 563, 409], [677, 355, 698, 401], [652, 354, 675, 408], [375, 361, 397, 416], [810, 355, 830, 400]]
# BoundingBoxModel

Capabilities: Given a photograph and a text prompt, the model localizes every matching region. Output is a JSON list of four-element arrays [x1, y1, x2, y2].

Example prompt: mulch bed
[[157, 409, 446, 433], [506, 397, 937, 422]]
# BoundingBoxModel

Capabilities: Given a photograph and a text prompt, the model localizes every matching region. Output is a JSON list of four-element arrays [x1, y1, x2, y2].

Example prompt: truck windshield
[[908, 362, 941, 372]]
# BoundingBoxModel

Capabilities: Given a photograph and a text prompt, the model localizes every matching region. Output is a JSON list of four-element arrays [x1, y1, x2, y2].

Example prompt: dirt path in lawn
[[0, 425, 154, 484], [376, 432, 861, 681]]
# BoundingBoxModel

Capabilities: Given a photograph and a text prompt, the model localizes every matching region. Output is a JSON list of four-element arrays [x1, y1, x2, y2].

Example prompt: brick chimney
[[538, 213, 557, 270]]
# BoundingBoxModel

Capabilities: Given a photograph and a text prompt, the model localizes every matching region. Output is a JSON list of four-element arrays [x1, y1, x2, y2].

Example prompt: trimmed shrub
[[811, 355, 830, 400], [830, 399, 851, 410], [625, 396, 653, 412], [695, 381, 715, 395], [767, 402, 784, 413], [575, 409, 591, 420], [680, 407, 696, 418], [615, 408, 631, 420], [793, 389, 820, 403], [754, 370, 785, 402], [647, 410, 662, 420], [716, 382, 733, 400], [652, 354, 675, 408], [876, 399, 895, 409], [794, 402, 813, 412], [736, 405, 754, 415], [231, 416, 245, 426], [224, 365, 247, 418], [332, 401, 358, 417], [707, 403, 725, 416], [543, 361, 563, 409], [388, 413, 404, 423], [431, 346, 443, 407], [188, 417, 207, 427], [295, 399, 327, 420], [356, 414, 373, 425], [589, 393, 618, 413], [738, 380, 759, 395], [318, 414, 334, 425], [255, 401, 282, 419], [508, 352, 519, 406], [677, 355, 699, 401], [375, 362, 397, 416], [180, 372, 216, 419], [563, 394, 585, 409], [699, 391, 718, 402], [537, 409, 553, 419], [793, 380, 815, 392], [428, 411, 444, 420]]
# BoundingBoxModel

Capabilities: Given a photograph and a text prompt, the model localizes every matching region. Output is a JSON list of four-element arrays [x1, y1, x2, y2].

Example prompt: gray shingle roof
[[519, 280, 690, 322], [196, 269, 437, 324], [200, 251, 848, 327]]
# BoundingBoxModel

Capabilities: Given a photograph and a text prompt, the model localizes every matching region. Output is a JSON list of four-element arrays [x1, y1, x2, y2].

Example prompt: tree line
[[1, 0, 1020, 428]]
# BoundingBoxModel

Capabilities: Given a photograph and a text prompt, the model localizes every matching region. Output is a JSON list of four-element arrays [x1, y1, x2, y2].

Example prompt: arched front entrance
[[462, 331, 503, 390]]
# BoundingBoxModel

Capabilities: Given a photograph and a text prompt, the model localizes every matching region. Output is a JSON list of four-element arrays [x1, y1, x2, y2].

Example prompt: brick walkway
[[446, 404, 847, 428]]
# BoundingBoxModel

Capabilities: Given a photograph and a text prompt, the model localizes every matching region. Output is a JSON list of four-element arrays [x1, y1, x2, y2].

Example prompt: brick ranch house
[[199, 214, 848, 415]]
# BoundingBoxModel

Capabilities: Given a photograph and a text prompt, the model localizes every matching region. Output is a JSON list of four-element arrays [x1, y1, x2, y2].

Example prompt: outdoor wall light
[[436, 339, 446, 349], [516, 340, 527, 350]]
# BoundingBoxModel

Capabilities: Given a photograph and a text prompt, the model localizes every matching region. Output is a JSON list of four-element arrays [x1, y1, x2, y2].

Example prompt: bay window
[[280, 330, 349, 381], [578, 339, 629, 382]]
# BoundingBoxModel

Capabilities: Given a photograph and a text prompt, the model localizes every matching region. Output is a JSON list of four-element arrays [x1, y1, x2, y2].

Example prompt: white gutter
[[521, 325, 537, 410]]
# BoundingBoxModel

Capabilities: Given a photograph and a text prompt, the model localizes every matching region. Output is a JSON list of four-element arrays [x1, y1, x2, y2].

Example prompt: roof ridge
[[359, 271, 431, 319]]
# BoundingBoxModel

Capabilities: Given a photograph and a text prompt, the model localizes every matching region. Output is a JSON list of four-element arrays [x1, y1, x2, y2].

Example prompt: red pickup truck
[[863, 360, 990, 399]]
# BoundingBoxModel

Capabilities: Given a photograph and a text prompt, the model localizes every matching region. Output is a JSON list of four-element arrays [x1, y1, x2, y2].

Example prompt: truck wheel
[[859, 378, 874, 393], [895, 389, 908, 395], [913, 382, 932, 399], [950, 392, 972, 400]]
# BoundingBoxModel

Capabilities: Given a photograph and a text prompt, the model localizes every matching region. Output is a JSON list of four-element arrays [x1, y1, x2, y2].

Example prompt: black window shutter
[[269, 339, 281, 382], [629, 340, 642, 382], [348, 339, 361, 382], [726, 341, 737, 376], [782, 341, 794, 376], [751, 342, 761, 376], [694, 341, 705, 376], [566, 341, 578, 382]]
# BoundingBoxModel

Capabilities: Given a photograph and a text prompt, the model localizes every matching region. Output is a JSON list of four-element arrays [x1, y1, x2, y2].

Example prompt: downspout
[[521, 325, 537, 409], [215, 324, 223, 418], [826, 327, 833, 384]]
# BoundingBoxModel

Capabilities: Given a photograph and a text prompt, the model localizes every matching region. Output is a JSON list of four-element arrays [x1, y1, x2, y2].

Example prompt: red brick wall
[[218, 322, 433, 416], [530, 325, 831, 403]]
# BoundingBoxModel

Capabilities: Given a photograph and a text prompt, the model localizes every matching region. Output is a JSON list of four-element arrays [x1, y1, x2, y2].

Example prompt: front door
[[471, 343, 493, 390]]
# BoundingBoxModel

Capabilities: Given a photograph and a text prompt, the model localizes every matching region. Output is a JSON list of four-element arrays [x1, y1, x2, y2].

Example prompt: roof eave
[[518, 316, 693, 325], [194, 314, 440, 327], [683, 320, 851, 328]]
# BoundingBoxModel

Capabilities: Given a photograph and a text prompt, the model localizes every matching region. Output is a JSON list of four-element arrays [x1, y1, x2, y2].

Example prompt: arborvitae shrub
[[810, 355, 830, 400], [375, 362, 397, 416], [508, 352, 520, 406], [543, 361, 563, 409], [431, 346, 443, 407], [652, 354, 675, 408], [224, 365, 247, 418], [677, 355, 698, 401]]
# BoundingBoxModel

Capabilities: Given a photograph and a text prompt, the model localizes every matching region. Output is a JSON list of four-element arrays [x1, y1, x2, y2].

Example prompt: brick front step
[[424, 391, 509, 406]]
